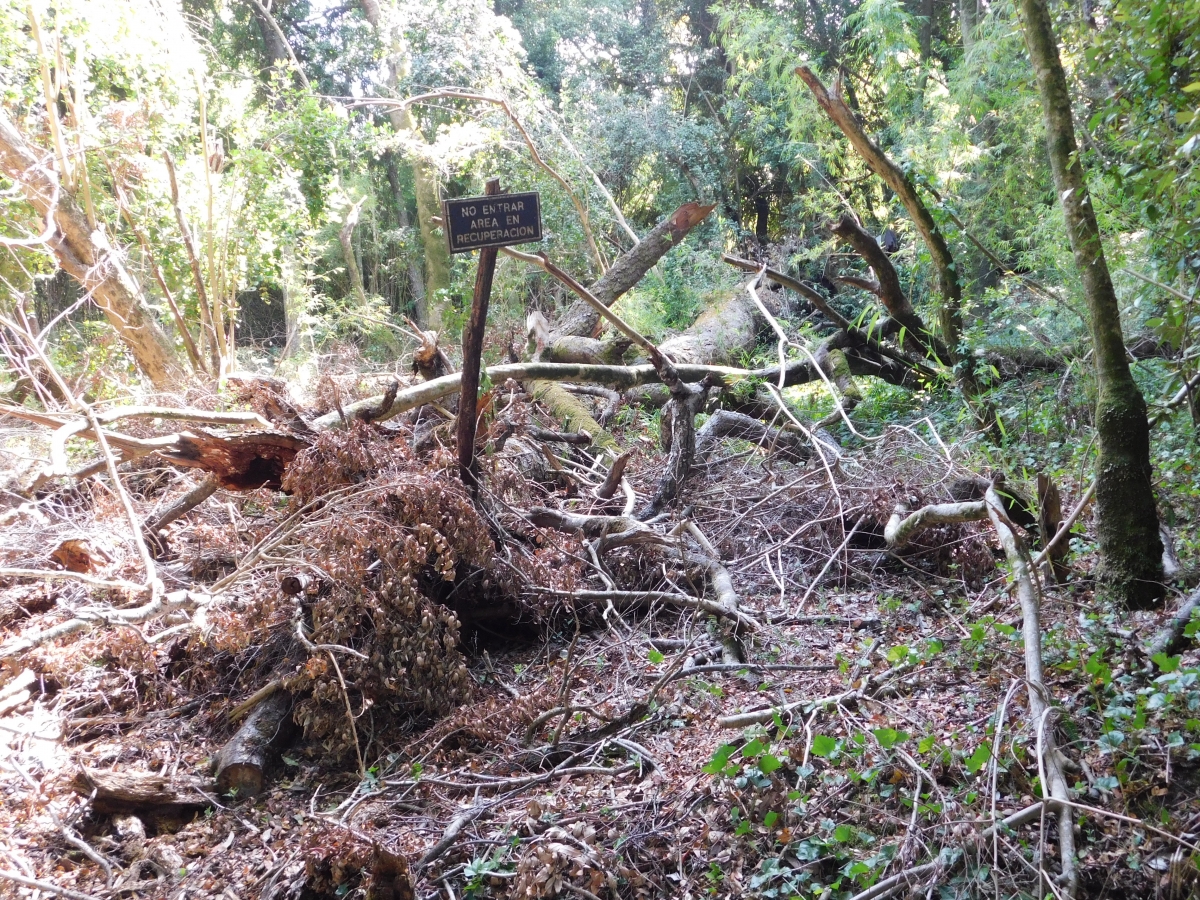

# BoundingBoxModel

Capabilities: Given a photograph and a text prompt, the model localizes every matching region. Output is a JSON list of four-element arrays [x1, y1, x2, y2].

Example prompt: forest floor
[[1, 364, 1198, 900]]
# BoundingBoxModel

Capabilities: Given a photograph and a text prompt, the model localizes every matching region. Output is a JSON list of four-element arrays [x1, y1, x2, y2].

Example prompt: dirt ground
[[1, 379, 1198, 900]]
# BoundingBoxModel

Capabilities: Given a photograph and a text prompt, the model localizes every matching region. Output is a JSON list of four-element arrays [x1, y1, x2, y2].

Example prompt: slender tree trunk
[[358, 0, 450, 329], [1019, 0, 1164, 607], [960, 0, 977, 55], [919, 0, 935, 59], [338, 198, 369, 307], [0, 111, 184, 389]]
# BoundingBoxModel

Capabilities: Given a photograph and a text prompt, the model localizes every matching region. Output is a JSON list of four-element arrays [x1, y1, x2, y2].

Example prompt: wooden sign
[[443, 191, 542, 254]]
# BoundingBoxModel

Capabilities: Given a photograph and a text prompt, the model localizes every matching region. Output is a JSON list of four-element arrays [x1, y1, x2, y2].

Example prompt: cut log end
[[212, 689, 294, 798]]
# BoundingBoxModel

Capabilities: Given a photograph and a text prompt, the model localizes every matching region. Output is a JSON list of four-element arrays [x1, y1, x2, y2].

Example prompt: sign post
[[450, 181, 542, 488]]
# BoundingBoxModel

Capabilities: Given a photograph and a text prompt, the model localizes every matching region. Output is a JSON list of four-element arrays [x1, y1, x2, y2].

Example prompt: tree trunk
[[1019, 0, 1163, 608], [339, 198, 369, 306], [919, 0, 935, 59], [0, 111, 185, 390], [358, 0, 450, 328], [548, 202, 715, 348], [960, 0, 977, 55], [796, 68, 963, 354], [657, 288, 760, 366]]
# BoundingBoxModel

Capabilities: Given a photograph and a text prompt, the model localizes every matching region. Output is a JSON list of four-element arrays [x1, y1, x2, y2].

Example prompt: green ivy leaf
[[647, 649, 665, 664], [873, 728, 910, 749], [760, 753, 782, 774], [965, 743, 992, 774], [703, 744, 737, 775], [1152, 653, 1181, 673], [812, 734, 838, 758]]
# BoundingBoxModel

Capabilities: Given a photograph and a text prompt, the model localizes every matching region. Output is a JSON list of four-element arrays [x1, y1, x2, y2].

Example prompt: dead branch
[[545, 202, 716, 353], [71, 767, 213, 816], [310, 359, 820, 431], [594, 451, 631, 500], [830, 212, 949, 361], [984, 485, 1077, 898], [884, 499, 987, 548], [796, 66, 964, 352], [844, 803, 1046, 900], [527, 425, 592, 445], [0, 590, 212, 660], [878, 485, 1078, 896], [144, 475, 220, 549], [695, 410, 809, 464], [721, 253, 940, 382], [718, 656, 918, 729], [0, 869, 102, 900], [1147, 585, 1200, 658], [0, 568, 146, 593]]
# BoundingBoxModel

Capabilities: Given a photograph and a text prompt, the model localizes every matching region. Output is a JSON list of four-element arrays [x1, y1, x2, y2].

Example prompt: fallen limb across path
[[311, 359, 830, 431]]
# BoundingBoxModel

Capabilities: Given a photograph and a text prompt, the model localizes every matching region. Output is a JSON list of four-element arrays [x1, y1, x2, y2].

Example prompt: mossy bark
[[525, 381, 619, 454], [1020, 0, 1163, 607]]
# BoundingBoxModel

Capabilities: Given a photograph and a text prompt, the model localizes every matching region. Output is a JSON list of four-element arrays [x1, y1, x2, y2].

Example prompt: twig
[[843, 804, 1045, 900], [718, 658, 916, 729], [0, 568, 146, 593], [417, 803, 492, 869], [228, 680, 282, 723], [0, 869, 100, 900]]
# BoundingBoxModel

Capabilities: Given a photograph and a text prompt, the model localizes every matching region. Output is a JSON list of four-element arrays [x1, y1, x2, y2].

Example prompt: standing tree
[[1019, 0, 1164, 607]]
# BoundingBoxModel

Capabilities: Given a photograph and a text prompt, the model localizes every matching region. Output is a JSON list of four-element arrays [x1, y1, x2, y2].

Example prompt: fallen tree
[[0, 110, 185, 389]]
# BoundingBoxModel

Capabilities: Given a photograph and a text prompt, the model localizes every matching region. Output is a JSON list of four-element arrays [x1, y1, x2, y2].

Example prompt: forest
[[0, 0, 1198, 897]]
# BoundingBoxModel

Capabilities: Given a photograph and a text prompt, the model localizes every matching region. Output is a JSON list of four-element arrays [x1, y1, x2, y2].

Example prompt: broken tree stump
[[212, 689, 294, 797]]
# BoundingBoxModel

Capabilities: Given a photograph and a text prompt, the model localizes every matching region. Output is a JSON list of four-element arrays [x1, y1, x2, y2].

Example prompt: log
[[71, 766, 213, 816], [549, 202, 715, 345], [695, 410, 810, 464], [212, 689, 294, 797], [526, 381, 619, 453], [657, 288, 761, 367]]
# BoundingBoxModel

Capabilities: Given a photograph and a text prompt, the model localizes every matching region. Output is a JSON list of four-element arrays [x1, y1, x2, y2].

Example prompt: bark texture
[[1020, 0, 1163, 607], [548, 202, 715, 350], [0, 111, 185, 389], [657, 286, 760, 366], [213, 690, 294, 797]]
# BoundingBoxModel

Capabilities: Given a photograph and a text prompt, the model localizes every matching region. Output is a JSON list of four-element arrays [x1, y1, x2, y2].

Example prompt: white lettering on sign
[[452, 225, 537, 247]]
